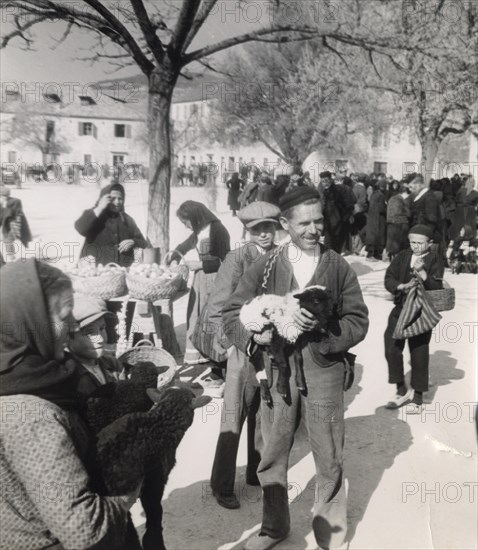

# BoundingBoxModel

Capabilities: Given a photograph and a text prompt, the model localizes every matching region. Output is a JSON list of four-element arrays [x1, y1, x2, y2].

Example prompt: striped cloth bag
[[392, 275, 442, 339]]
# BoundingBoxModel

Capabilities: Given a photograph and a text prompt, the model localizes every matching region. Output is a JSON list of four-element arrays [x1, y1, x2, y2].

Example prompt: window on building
[[373, 162, 388, 174], [372, 126, 391, 148], [263, 158, 268, 168], [46, 121, 55, 143], [113, 154, 125, 166], [78, 122, 97, 138], [84, 154, 92, 165], [79, 96, 96, 106], [191, 104, 198, 116], [114, 124, 131, 138], [43, 93, 61, 103], [8, 151, 17, 163], [228, 157, 235, 171]]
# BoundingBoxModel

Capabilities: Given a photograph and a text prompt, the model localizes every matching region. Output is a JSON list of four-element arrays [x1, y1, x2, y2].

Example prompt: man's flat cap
[[238, 201, 281, 228], [279, 186, 321, 212]]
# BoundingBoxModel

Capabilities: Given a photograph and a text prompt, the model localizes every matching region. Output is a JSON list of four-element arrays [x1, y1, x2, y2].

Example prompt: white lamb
[[239, 285, 334, 405]]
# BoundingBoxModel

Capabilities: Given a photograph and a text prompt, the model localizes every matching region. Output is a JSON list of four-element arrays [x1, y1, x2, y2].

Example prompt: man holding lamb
[[222, 186, 369, 550]]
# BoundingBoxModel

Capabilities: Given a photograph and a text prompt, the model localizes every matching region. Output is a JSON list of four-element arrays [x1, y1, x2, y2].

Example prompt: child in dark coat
[[384, 225, 444, 413]]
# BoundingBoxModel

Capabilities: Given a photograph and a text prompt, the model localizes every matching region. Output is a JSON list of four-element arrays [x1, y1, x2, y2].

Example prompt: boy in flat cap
[[209, 201, 281, 510], [384, 224, 444, 413], [67, 294, 122, 395], [222, 188, 369, 550]]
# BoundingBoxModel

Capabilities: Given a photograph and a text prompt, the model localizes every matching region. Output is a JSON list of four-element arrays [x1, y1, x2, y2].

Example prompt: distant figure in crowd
[[75, 183, 147, 268], [408, 174, 444, 257], [0, 184, 32, 264], [0, 259, 139, 550], [226, 172, 244, 216], [173, 201, 230, 370], [386, 183, 411, 261], [209, 202, 281, 510], [365, 182, 387, 261], [319, 171, 356, 253], [384, 225, 444, 414], [351, 173, 368, 254], [256, 172, 275, 204]]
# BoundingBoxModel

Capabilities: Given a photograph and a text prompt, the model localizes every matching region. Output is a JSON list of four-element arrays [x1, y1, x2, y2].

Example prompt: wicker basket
[[426, 280, 455, 312], [126, 271, 184, 301], [118, 339, 177, 389], [163, 250, 189, 288], [69, 263, 126, 300]]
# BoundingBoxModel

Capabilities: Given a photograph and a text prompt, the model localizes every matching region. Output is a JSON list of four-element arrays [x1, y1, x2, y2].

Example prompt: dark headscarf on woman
[[0, 259, 81, 409], [176, 201, 219, 234]]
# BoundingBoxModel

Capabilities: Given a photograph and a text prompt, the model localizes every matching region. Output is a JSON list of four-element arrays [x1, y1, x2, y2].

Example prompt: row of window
[[78, 122, 132, 138]]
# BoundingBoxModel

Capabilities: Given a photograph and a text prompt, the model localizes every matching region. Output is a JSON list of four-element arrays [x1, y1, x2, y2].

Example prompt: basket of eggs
[[126, 262, 186, 301], [67, 261, 126, 300]]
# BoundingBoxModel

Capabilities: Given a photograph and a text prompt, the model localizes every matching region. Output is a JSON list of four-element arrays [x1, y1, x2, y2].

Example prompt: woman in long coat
[[75, 183, 147, 268], [226, 172, 244, 215], [173, 201, 230, 366], [366, 182, 387, 260], [386, 183, 411, 260]]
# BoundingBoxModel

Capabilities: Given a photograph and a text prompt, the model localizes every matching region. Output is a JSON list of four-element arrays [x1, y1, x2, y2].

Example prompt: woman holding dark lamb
[[0, 259, 140, 550], [173, 201, 231, 370], [75, 182, 147, 268]]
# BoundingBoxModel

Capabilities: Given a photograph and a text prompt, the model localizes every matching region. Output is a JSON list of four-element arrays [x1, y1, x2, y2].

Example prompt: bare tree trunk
[[420, 135, 440, 184], [146, 68, 178, 256]]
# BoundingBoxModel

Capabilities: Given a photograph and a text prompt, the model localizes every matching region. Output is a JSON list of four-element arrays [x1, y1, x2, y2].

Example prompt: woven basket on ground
[[69, 263, 126, 300], [426, 280, 455, 312], [118, 339, 177, 389]]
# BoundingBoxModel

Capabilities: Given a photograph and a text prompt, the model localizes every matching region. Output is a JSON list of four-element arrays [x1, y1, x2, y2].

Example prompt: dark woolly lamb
[[94, 387, 209, 495]]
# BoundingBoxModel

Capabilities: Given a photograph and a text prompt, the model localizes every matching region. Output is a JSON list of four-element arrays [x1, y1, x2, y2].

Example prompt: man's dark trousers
[[257, 347, 346, 550]]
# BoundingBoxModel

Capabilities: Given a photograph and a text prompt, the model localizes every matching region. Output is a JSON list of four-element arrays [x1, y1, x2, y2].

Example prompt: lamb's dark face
[[146, 387, 212, 410], [293, 288, 334, 321]]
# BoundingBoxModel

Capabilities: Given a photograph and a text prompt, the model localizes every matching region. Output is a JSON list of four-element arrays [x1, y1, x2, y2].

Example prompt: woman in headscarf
[[173, 201, 230, 369], [0, 259, 138, 550], [75, 182, 147, 268]]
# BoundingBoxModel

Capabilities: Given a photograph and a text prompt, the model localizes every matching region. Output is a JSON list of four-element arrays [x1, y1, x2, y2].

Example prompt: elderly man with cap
[[208, 201, 281, 510], [222, 187, 369, 550], [384, 224, 444, 414]]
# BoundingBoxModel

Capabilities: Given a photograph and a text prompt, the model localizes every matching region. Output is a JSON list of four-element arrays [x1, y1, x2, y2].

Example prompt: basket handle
[[105, 262, 122, 270], [162, 250, 185, 266], [133, 339, 155, 348]]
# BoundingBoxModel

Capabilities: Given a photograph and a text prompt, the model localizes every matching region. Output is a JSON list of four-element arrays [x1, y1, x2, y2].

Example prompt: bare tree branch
[[129, 0, 165, 64], [171, 0, 202, 54], [182, 0, 218, 53], [82, 0, 155, 74], [184, 25, 320, 63]]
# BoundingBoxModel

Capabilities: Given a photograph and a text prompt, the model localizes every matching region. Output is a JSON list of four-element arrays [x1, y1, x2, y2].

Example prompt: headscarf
[[94, 182, 126, 222], [0, 259, 81, 409], [176, 201, 219, 234]]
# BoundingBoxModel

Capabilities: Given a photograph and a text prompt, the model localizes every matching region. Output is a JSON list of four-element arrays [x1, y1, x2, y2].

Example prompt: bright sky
[[0, 1, 273, 85]]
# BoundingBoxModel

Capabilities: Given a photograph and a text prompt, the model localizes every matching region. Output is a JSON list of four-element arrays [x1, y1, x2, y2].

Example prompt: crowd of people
[[224, 168, 478, 267], [0, 164, 476, 550]]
